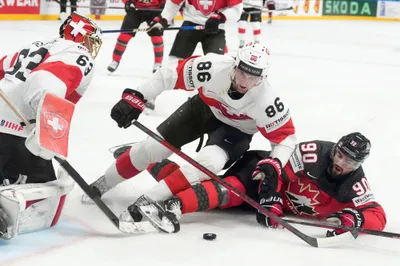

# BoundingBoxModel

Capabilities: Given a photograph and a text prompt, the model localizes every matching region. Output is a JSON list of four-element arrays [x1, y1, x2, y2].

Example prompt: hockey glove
[[252, 157, 282, 182], [256, 192, 284, 228], [111, 89, 146, 128], [147, 16, 169, 37], [326, 208, 364, 237], [205, 12, 226, 34], [125, 0, 136, 13]]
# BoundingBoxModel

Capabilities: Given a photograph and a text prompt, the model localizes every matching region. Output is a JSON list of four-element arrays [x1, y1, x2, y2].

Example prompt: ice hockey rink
[[1, 18, 400, 265]]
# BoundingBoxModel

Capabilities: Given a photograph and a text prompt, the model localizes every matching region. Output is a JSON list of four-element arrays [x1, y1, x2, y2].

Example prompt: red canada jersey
[[123, 0, 166, 9], [280, 140, 386, 231]]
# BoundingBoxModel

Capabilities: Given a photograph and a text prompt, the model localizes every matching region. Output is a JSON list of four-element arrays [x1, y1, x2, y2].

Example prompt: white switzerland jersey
[[0, 38, 95, 138], [162, 0, 243, 26], [136, 53, 297, 165]]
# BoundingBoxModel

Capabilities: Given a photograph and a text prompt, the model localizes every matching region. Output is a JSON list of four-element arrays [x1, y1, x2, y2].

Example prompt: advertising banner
[[40, 0, 124, 15], [377, 0, 400, 18], [0, 0, 40, 14], [275, 0, 323, 16], [323, 0, 377, 16]]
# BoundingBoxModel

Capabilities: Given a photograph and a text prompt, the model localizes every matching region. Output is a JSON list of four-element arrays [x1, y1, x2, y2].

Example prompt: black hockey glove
[[205, 11, 226, 34], [111, 89, 146, 128], [326, 208, 364, 237], [252, 157, 282, 182], [125, 0, 136, 13], [256, 190, 284, 228], [147, 16, 169, 37]]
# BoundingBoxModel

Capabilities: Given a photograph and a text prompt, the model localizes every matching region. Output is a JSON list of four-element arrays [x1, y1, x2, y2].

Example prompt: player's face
[[331, 150, 360, 176], [232, 68, 262, 93]]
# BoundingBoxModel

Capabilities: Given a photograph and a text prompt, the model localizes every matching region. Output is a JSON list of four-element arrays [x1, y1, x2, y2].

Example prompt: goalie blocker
[[0, 93, 75, 239]]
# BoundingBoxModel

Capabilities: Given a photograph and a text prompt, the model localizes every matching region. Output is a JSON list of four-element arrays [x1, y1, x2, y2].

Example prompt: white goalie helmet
[[235, 42, 270, 77]]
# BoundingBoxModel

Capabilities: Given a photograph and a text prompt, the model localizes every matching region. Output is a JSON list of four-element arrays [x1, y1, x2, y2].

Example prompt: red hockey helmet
[[59, 12, 103, 59]]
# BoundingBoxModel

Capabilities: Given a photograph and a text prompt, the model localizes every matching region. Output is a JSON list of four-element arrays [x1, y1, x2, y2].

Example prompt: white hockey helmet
[[235, 42, 270, 77]]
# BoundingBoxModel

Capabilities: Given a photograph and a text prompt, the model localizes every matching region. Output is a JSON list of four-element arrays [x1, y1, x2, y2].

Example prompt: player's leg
[[249, 9, 262, 43], [70, 0, 77, 14], [145, 11, 164, 73], [202, 29, 226, 55], [0, 167, 74, 239], [108, 12, 142, 73], [138, 123, 253, 218], [85, 94, 217, 201], [267, 1, 276, 24], [0, 133, 57, 185], [238, 9, 250, 48], [169, 21, 202, 60]]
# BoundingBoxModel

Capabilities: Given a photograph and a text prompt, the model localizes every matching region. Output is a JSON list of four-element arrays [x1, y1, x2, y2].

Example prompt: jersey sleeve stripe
[[31, 61, 83, 102], [257, 118, 296, 144], [173, 56, 199, 91]]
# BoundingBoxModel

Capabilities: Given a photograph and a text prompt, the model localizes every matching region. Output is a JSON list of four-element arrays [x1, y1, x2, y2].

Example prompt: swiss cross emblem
[[197, 0, 216, 16], [250, 54, 258, 63], [70, 20, 87, 37], [43, 112, 69, 139]]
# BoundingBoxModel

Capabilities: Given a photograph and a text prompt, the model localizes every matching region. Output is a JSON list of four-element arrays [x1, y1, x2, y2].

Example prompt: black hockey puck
[[203, 233, 217, 240]]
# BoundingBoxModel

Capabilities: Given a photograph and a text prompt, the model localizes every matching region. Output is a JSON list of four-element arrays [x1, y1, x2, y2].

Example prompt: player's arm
[[24, 49, 94, 111], [326, 178, 386, 236], [135, 55, 216, 100], [255, 98, 296, 167], [0, 50, 22, 80], [161, 0, 185, 22]]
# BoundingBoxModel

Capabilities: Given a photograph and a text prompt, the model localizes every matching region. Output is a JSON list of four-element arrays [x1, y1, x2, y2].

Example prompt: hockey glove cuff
[[111, 89, 145, 128], [256, 193, 283, 228]]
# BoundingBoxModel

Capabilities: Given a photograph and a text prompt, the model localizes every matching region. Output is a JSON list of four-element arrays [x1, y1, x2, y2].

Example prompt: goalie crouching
[[0, 12, 103, 239]]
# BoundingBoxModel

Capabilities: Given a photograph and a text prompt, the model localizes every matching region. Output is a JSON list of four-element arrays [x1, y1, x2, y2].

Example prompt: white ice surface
[[0, 19, 399, 266]]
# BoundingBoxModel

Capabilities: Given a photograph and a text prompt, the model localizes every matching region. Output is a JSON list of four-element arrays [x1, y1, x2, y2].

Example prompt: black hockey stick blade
[[131, 120, 357, 247]]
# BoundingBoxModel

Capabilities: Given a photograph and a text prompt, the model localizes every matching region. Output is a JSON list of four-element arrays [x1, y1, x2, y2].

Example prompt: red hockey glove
[[147, 16, 169, 37], [205, 12, 226, 34], [124, 0, 136, 13], [111, 89, 145, 128], [256, 193, 283, 228], [326, 208, 365, 237]]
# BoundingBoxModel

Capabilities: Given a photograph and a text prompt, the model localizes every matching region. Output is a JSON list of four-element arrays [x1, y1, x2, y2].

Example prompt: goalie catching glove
[[111, 89, 146, 128]]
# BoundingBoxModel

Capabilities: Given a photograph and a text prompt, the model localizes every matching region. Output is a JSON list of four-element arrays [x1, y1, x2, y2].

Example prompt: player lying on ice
[[134, 132, 387, 235], [0, 12, 103, 239], [81, 42, 298, 232]]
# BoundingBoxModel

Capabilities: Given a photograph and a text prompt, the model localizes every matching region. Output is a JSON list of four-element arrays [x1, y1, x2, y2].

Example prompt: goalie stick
[[131, 120, 358, 248]]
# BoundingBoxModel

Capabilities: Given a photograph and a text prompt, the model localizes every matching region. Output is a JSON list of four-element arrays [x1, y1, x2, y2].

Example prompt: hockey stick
[[102, 25, 204, 34], [283, 217, 400, 239], [244, 3, 294, 12], [53, 0, 162, 11], [131, 120, 358, 247], [0, 89, 153, 235]]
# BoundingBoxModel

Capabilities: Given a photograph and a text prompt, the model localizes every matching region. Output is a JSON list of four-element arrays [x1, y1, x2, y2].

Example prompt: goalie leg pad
[[0, 168, 74, 239]]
